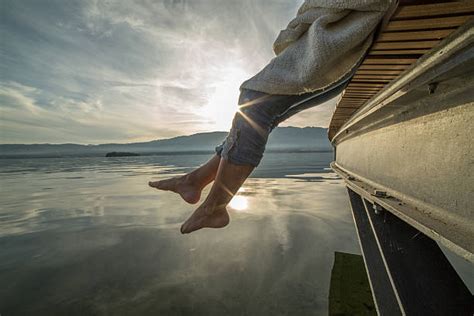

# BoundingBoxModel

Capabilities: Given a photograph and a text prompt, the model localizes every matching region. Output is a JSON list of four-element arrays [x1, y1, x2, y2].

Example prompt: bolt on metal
[[428, 82, 438, 94], [373, 190, 387, 198], [373, 203, 383, 215]]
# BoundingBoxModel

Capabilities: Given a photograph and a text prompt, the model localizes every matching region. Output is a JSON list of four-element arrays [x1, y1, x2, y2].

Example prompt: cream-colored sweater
[[241, 0, 394, 95]]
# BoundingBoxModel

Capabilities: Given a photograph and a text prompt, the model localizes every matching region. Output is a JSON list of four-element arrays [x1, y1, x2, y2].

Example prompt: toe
[[180, 215, 204, 234]]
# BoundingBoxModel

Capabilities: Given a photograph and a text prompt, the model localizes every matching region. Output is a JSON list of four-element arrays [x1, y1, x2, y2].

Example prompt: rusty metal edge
[[331, 162, 474, 263]]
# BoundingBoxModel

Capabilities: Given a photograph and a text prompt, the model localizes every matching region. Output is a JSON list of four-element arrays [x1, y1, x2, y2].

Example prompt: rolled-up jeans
[[215, 78, 349, 167]]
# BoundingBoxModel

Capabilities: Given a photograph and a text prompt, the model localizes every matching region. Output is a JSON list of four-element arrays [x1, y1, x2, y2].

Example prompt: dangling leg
[[180, 158, 253, 233], [180, 90, 304, 233], [148, 154, 220, 204]]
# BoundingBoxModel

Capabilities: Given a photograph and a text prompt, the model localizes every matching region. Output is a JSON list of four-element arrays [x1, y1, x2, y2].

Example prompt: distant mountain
[[0, 127, 332, 158]]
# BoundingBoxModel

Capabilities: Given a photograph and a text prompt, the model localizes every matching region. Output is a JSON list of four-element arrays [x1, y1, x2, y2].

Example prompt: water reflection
[[0, 153, 360, 315], [229, 195, 249, 212]]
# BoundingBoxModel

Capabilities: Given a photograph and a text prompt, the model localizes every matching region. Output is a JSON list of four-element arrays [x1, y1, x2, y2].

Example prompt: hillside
[[0, 127, 332, 158]]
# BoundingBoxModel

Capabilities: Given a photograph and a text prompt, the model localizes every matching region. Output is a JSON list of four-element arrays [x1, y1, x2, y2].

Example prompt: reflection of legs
[[148, 155, 220, 204]]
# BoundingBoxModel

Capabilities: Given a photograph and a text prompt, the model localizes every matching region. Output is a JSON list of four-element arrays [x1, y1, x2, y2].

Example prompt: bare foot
[[180, 204, 230, 234], [148, 175, 201, 204]]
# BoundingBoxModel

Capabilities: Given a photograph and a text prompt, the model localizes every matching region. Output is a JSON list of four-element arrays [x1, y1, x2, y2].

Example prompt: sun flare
[[229, 195, 248, 212], [201, 65, 249, 131]]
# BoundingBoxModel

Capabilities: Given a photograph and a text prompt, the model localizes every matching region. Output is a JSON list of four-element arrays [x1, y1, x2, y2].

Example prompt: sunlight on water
[[229, 195, 249, 212], [0, 152, 361, 315]]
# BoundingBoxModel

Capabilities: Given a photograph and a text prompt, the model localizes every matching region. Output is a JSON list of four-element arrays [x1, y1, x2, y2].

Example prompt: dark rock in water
[[105, 152, 140, 157]]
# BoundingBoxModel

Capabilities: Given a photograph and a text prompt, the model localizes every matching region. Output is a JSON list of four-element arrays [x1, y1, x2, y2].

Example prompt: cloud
[[1, 0, 319, 144]]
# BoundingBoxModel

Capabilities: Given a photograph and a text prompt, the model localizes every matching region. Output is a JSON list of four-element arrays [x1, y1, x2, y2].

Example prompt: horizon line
[[0, 126, 328, 146]]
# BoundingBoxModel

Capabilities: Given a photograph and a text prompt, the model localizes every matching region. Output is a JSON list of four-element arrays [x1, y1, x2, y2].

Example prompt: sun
[[201, 65, 249, 131]]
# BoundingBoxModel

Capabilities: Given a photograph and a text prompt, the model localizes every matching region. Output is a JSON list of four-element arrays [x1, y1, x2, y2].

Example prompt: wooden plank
[[352, 81, 392, 85], [332, 119, 351, 124], [344, 94, 377, 98], [339, 104, 366, 107], [340, 97, 369, 101], [343, 95, 373, 98], [346, 82, 384, 91], [334, 108, 358, 114], [332, 113, 353, 117], [346, 89, 381, 95], [377, 29, 455, 42], [336, 106, 363, 109], [340, 96, 369, 100], [333, 111, 353, 115], [392, 2, 474, 20], [369, 49, 430, 55], [347, 82, 386, 87], [346, 86, 385, 90], [338, 103, 366, 107], [344, 93, 379, 97], [345, 88, 381, 94], [372, 40, 440, 50], [359, 64, 409, 70], [362, 58, 417, 65], [338, 104, 367, 108], [345, 89, 384, 93], [330, 120, 350, 124], [332, 115, 356, 119], [346, 85, 383, 88], [345, 87, 381, 90], [339, 99, 367, 105], [344, 91, 379, 94], [352, 78, 392, 82], [353, 75, 399, 79], [344, 96, 377, 99], [332, 114, 355, 118], [385, 16, 472, 32], [354, 74, 399, 77], [356, 70, 404, 75], [331, 118, 352, 122], [340, 97, 370, 100], [345, 87, 385, 91], [339, 101, 366, 105]]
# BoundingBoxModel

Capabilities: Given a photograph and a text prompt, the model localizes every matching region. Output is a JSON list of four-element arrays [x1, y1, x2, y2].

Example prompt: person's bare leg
[[180, 158, 254, 234], [148, 154, 220, 204]]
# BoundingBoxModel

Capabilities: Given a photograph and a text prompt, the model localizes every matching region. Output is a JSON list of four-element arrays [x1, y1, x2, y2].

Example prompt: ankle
[[201, 200, 227, 214], [179, 173, 193, 185]]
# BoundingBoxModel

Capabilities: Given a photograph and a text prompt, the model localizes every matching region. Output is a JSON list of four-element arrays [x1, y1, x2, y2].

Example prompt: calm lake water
[[0, 152, 471, 315]]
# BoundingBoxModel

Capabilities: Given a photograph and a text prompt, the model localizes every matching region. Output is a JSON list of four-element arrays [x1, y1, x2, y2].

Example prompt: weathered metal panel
[[332, 24, 474, 261]]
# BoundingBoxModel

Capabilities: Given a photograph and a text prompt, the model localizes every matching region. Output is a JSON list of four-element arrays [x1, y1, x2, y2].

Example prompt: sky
[[1, 0, 340, 144]]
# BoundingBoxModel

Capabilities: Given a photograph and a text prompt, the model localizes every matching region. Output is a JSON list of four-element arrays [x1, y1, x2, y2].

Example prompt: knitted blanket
[[241, 0, 394, 95]]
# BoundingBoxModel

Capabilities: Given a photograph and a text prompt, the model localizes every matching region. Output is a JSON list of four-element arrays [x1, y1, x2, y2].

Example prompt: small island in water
[[105, 152, 141, 157]]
